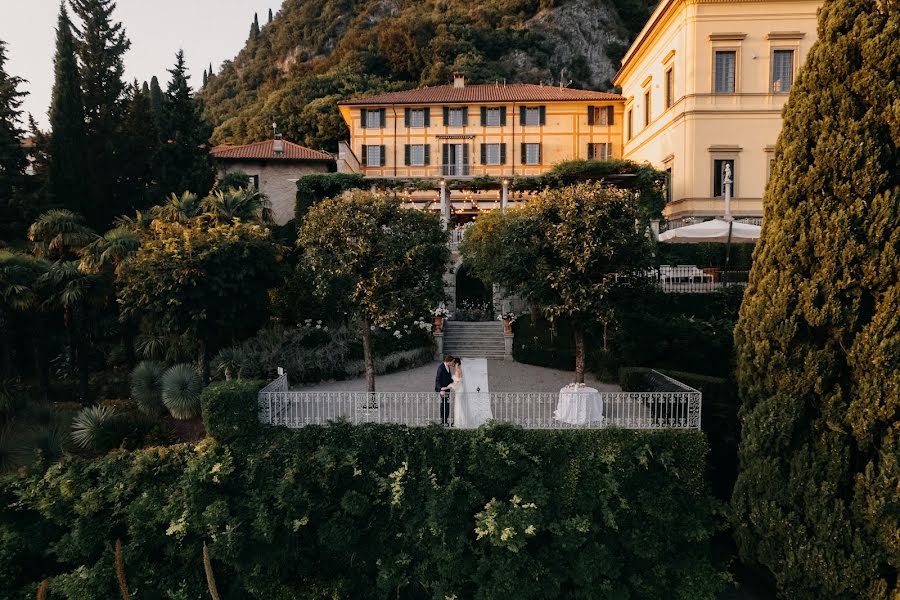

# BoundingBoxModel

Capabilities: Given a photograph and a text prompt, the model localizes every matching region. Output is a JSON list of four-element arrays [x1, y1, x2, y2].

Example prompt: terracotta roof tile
[[210, 139, 334, 162], [338, 83, 624, 106]]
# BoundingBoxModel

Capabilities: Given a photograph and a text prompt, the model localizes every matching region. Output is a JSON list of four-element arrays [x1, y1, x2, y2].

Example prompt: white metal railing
[[449, 226, 469, 248], [653, 265, 749, 293], [258, 387, 701, 430]]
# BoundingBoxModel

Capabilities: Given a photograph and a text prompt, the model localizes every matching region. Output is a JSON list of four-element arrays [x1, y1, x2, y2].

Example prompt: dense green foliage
[[200, 379, 264, 442], [0, 40, 29, 238], [299, 191, 449, 391], [512, 287, 743, 379], [732, 1, 900, 598], [200, 0, 656, 150], [294, 172, 366, 223], [160, 363, 202, 420], [462, 182, 653, 382], [0, 424, 724, 599], [46, 5, 87, 220], [619, 367, 738, 499]]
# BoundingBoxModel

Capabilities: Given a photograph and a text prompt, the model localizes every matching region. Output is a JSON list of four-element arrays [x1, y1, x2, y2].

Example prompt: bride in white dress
[[442, 357, 493, 428]]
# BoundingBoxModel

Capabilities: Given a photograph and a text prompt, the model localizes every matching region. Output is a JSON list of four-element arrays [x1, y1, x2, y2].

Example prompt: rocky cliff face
[[201, 0, 650, 150]]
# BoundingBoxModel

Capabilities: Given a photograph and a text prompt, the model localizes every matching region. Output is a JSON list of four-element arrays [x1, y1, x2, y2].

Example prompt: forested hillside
[[201, 0, 656, 151]]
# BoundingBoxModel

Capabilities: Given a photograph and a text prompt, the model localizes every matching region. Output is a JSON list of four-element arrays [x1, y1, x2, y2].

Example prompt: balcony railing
[[651, 265, 749, 293], [258, 385, 701, 430]]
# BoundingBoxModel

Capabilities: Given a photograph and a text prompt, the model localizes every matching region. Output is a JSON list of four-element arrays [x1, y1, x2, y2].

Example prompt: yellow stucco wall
[[338, 101, 623, 179], [614, 0, 821, 222]]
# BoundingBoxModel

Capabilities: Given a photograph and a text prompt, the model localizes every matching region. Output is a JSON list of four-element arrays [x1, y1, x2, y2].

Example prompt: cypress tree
[[732, 1, 899, 599], [119, 81, 160, 210], [249, 13, 260, 40], [202, 68, 208, 87], [69, 0, 131, 227], [47, 2, 88, 215], [268, 8, 273, 23], [0, 39, 28, 238], [148, 75, 164, 129], [158, 50, 214, 198]]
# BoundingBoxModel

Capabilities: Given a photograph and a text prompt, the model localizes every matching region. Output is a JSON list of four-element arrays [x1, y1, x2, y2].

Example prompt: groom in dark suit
[[435, 355, 454, 426]]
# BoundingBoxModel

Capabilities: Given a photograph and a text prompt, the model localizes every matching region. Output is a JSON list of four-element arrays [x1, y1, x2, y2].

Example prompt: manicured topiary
[[161, 364, 202, 420], [130, 360, 165, 416], [732, 1, 899, 598], [200, 380, 265, 442]]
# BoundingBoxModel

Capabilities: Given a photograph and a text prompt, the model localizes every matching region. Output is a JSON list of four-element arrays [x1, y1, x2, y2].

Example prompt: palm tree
[[28, 209, 96, 261], [80, 227, 141, 368], [201, 187, 273, 224], [41, 260, 99, 402], [0, 250, 52, 399], [152, 191, 202, 223]]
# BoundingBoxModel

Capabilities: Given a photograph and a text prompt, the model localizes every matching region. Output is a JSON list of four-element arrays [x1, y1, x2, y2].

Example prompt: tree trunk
[[0, 310, 12, 378], [32, 317, 50, 403], [574, 327, 585, 384], [198, 338, 210, 384], [74, 306, 90, 404], [361, 317, 376, 393]]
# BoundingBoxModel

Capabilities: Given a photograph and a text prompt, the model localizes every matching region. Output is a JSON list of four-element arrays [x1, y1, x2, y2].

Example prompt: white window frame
[[524, 143, 541, 166], [485, 108, 502, 127], [448, 108, 465, 127], [409, 144, 426, 166], [366, 145, 383, 167], [409, 108, 426, 128], [365, 110, 383, 129]]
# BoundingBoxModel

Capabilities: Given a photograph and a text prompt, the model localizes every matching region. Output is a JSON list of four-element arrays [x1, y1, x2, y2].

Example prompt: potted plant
[[498, 311, 517, 334], [432, 305, 451, 333]]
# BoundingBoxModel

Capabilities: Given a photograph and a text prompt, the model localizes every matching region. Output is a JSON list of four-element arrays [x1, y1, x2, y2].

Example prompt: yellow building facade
[[613, 0, 821, 224], [337, 74, 624, 180]]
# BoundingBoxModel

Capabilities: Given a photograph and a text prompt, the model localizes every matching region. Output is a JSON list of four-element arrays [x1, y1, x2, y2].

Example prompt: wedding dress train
[[450, 373, 493, 428]]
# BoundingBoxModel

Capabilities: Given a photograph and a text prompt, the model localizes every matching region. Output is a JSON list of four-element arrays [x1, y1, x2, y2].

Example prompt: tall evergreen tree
[[158, 50, 214, 198], [69, 0, 131, 227], [268, 8, 273, 23], [47, 2, 87, 215], [732, 1, 899, 599], [148, 75, 164, 134], [119, 81, 160, 209], [249, 13, 260, 40], [202, 68, 208, 87], [0, 39, 29, 239]]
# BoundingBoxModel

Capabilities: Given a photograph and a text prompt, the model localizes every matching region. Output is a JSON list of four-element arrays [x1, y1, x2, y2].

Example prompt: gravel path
[[295, 360, 620, 392]]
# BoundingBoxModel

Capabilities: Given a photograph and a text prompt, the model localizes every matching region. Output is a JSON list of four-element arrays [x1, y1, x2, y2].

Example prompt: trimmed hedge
[[294, 173, 365, 223], [201, 379, 266, 442], [619, 367, 739, 499], [0, 424, 726, 599]]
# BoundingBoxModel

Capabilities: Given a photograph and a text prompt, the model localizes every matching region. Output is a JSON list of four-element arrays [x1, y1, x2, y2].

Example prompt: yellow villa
[[614, 0, 821, 225], [336, 73, 623, 181]]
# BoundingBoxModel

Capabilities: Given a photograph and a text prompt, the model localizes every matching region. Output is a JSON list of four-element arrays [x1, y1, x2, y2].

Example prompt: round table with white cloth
[[553, 385, 605, 425]]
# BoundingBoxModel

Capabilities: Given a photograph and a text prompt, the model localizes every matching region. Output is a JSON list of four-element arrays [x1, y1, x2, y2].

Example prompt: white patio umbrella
[[657, 164, 761, 278], [657, 218, 761, 244]]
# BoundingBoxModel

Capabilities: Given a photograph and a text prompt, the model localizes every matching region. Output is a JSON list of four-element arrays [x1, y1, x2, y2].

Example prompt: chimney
[[273, 132, 284, 155], [453, 72, 465, 88]]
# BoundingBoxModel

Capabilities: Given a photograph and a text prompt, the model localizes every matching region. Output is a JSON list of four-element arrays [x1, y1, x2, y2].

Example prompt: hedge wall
[[619, 367, 739, 500], [0, 425, 725, 599]]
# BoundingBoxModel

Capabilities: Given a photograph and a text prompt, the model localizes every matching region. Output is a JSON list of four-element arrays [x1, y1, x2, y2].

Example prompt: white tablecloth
[[554, 386, 605, 425]]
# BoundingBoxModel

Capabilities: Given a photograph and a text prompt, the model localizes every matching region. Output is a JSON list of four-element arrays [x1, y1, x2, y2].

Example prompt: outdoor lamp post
[[439, 179, 449, 229], [723, 163, 734, 283], [501, 179, 510, 212]]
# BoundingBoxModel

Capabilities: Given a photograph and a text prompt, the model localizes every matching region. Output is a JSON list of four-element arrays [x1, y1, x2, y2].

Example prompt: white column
[[440, 179, 449, 229], [723, 164, 733, 222], [501, 179, 509, 212]]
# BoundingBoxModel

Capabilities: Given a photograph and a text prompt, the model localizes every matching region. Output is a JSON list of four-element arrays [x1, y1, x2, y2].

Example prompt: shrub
[[130, 361, 165, 416], [201, 380, 265, 442], [0, 425, 725, 599], [294, 173, 365, 223], [619, 367, 739, 499], [212, 347, 247, 381], [70, 405, 117, 449], [161, 364, 202, 420]]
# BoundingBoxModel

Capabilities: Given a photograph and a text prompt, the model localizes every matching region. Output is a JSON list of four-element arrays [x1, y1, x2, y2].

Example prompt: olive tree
[[299, 191, 449, 392], [461, 181, 652, 383]]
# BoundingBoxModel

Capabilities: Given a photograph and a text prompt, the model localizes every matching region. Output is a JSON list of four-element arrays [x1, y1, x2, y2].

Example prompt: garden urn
[[502, 318, 513, 335], [433, 316, 444, 333]]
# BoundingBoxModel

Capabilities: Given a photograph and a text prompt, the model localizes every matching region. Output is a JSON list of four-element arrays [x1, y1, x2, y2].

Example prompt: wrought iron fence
[[258, 377, 701, 430]]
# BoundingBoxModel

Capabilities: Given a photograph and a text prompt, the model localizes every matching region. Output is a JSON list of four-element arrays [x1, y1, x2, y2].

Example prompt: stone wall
[[217, 161, 330, 225]]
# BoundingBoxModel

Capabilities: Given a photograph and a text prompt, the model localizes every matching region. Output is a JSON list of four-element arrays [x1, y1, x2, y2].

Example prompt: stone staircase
[[442, 321, 507, 360]]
